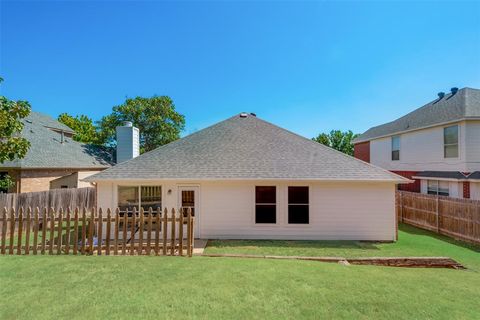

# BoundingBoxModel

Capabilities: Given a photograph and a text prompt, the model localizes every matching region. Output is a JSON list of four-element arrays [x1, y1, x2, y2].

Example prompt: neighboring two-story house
[[353, 87, 480, 200]]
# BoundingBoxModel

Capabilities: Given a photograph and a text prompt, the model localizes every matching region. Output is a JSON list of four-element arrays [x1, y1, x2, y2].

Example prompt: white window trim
[[391, 135, 400, 161], [117, 184, 163, 212], [443, 125, 459, 159], [287, 186, 310, 225], [253, 185, 278, 226]]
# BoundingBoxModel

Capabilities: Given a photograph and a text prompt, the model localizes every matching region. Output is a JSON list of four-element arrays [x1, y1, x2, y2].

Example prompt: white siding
[[471, 182, 480, 201], [465, 121, 480, 172], [370, 122, 468, 172], [96, 180, 396, 241]]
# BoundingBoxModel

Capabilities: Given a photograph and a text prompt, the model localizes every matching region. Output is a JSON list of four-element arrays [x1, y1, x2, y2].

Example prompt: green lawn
[[205, 224, 480, 269], [1, 224, 479, 319]]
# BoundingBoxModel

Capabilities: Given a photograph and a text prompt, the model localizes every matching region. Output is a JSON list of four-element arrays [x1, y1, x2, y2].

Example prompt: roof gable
[[86, 113, 406, 182], [354, 87, 480, 143]]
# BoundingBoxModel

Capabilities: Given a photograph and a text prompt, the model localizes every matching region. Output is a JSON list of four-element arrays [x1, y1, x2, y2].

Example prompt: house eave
[[84, 177, 409, 184], [354, 117, 480, 144]]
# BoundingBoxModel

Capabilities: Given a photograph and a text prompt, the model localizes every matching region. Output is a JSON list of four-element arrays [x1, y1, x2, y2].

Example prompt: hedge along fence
[[0, 207, 194, 257], [396, 191, 480, 245], [0, 187, 96, 214]]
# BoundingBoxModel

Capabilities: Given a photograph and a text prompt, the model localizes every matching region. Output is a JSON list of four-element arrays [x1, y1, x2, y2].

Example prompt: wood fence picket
[[0, 206, 194, 256]]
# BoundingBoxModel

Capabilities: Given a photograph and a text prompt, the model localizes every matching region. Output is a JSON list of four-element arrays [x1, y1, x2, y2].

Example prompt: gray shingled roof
[[1, 111, 112, 169], [413, 171, 470, 180], [354, 87, 480, 143], [86, 113, 407, 182]]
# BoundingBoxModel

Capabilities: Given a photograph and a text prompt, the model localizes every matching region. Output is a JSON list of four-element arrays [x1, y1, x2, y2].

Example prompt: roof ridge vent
[[239, 112, 248, 118]]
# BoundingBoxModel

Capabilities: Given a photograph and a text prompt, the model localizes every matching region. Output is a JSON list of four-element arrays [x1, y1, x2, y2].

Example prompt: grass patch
[[205, 224, 480, 269], [1, 224, 479, 319]]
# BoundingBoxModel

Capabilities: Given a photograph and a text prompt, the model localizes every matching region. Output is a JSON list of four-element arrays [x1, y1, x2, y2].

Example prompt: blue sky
[[1, 1, 479, 138]]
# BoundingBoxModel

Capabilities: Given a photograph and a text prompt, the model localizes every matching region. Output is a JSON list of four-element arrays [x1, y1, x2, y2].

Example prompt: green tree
[[0, 77, 31, 163], [0, 174, 14, 193], [0, 77, 31, 192], [58, 113, 103, 144], [313, 130, 358, 156], [98, 96, 185, 153]]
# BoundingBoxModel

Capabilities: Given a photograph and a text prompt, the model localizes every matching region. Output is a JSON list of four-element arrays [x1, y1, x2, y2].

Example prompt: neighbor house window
[[391, 136, 400, 161], [444, 125, 458, 158], [255, 186, 276, 224], [288, 187, 309, 224], [427, 180, 449, 196]]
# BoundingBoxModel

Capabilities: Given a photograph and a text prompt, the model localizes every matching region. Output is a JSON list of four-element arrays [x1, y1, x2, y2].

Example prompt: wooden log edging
[[201, 254, 466, 269]]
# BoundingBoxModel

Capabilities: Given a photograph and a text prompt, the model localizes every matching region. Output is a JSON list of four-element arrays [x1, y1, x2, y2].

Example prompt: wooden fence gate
[[0, 207, 194, 256]]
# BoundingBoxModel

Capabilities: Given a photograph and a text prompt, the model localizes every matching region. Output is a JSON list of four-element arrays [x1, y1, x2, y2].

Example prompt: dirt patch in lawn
[[202, 253, 466, 269]]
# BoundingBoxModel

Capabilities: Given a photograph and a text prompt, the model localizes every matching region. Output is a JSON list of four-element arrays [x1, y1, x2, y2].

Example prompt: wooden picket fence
[[0, 207, 194, 256], [396, 191, 480, 245]]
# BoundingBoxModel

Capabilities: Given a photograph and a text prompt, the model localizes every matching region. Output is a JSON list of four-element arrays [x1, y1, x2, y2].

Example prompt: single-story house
[[0, 111, 112, 193], [86, 113, 409, 241]]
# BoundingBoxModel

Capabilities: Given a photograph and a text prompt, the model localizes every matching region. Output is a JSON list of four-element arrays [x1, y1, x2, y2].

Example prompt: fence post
[[1, 208, 7, 254], [170, 208, 176, 256], [16, 208, 23, 255], [436, 195, 440, 234], [97, 208, 103, 255], [400, 191, 404, 223], [57, 208, 63, 255], [9, 208, 15, 255], [187, 208, 192, 257]]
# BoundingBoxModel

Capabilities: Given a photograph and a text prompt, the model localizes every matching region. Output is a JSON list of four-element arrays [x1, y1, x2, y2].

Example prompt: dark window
[[391, 136, 400, 161], [288, 187, 309, 224], [60, 185, 68, 189], [255, 186, 276, 224]]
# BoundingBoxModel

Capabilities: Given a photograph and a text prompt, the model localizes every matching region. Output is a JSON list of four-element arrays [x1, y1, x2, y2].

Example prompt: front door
[[178, 186, 200, 237]]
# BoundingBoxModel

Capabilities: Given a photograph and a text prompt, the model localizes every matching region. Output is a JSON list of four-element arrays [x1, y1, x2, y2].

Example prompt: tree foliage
[[313, 130, 358, 156], [0, 77, 31, 163], [0, 174, 15, 193], [58, 113, 103, 144], [98, 96, 185, 153]]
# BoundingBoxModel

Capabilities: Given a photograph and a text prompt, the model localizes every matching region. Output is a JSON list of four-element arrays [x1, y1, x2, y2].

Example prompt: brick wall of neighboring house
[[391, 171, 421, 192], [463, 181, 470, 199], [354, 141, 370, 163], [19, 169, 102, 193]]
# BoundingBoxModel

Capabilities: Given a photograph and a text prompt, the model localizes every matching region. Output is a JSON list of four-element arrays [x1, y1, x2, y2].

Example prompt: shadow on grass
[[399, 223, 480, 253]]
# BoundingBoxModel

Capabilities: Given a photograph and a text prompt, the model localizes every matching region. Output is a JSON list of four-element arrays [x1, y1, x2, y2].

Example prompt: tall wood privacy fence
[[0, 188, 96, 213], [0, 207, 194, 256], [396, 191, 480, 245]]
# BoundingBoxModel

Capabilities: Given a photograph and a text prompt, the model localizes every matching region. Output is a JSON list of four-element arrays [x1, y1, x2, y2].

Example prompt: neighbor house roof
[[0, 111, 112, 169], [354, 87, 480, 143], [413, 171, 480, 181], [86, 113, 408, 182]]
